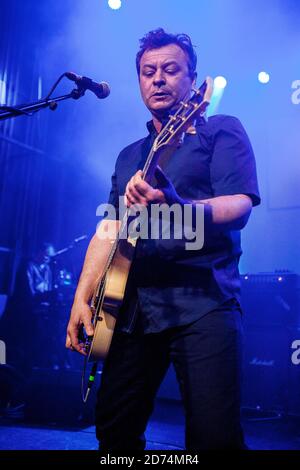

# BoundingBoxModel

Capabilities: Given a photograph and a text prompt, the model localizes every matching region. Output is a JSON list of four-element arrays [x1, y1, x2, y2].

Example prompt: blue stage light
[[214, 76, 227, 89], [208, 76, 227, 116], [0, 79, 6, 104], [108, 0, 122, 10], [258, 71, 270, 84]]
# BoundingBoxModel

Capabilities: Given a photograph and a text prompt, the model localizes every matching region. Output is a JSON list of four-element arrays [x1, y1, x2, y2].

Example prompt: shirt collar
[[146, 119, 156, 135], [146, 119, 169, 136]]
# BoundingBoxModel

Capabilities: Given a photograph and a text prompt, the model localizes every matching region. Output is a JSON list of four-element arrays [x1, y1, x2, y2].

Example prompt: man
[[1, 242, 56, 371], [66, 28, 260, 450], [26, 242, 55, 299]]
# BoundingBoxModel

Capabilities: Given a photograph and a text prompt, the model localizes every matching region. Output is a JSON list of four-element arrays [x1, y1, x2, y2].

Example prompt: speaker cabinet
[[241, 273, 300, 327], [287, 327, 300, 416], [241, 273, 300, 414], [242, 326, 290, 412]]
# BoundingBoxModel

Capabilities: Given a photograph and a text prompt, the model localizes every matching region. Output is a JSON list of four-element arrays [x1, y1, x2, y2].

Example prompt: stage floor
[[0, 400, 300, 450]]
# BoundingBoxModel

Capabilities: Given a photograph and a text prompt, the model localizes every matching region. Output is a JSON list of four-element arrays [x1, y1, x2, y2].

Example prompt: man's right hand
[[66, 301, 94, 355], [65, 228, 119, 356]]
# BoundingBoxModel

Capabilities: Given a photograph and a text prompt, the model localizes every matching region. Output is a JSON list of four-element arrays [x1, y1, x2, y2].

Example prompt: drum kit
[[42, 235, 87, 305]]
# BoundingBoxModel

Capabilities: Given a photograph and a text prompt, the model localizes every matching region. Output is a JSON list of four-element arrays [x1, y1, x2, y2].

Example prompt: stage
[[1, 399, 300, 451]]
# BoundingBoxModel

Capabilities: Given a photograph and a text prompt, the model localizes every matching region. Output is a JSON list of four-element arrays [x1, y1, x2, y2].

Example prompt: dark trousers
[[95, 299, 245, 451]]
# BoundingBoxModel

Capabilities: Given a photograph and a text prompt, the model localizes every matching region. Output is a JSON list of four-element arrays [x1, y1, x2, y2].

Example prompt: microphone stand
[[50, 235, 88, 259], [49, 235, 88, 285], [0, 88, 84, 121]]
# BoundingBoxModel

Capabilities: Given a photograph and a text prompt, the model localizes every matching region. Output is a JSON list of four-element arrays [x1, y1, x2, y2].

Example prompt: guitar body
[[88, 236, 137, 360]]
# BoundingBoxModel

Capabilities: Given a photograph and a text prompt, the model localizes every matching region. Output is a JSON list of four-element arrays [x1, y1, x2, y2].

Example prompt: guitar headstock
[[153, 76, 214, 152]]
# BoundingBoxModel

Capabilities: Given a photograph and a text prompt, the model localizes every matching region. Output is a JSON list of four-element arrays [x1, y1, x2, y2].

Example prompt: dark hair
[[136, 28, 197, 79]]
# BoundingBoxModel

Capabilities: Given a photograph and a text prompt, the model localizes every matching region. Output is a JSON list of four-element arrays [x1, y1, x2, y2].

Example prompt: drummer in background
[[0, 242, 56, 371], [26, 242, 78, 369], [26, 242, 55, 302], [1, 241, 79, 370]]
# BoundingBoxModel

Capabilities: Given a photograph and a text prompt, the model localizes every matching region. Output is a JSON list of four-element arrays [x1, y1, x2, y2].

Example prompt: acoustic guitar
[[85, 77, 213, 364]]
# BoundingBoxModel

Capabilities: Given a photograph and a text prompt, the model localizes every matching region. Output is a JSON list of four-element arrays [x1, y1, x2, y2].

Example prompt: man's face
[[139, 44, 196, 118]]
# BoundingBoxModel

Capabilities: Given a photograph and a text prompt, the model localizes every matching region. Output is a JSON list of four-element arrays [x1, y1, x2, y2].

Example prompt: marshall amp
[[240, 271, 300, 413]]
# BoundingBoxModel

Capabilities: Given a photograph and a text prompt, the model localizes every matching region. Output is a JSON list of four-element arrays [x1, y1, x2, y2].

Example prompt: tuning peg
[[192, 87, 201, 95], [179, 101, 189, 108]]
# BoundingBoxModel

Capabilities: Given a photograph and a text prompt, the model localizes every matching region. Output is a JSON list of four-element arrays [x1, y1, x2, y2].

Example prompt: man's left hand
[[124, 167, 184, 207]]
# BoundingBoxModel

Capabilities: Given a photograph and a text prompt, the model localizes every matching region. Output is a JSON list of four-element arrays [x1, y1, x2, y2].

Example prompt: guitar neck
[[142, 142, 178, 185]]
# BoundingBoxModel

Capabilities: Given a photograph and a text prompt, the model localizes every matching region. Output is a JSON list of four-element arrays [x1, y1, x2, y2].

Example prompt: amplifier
[[241, 272, 300, 414], [240, 272, 300, 327], [242, 326, 289, 412], [287, 326, 300, 416]]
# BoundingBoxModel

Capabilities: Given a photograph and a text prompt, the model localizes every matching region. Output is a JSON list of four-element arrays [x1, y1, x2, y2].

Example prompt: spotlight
[[214, 76, 227, 89], [108, 0, 122, 9], [0, 79, 6, 104], [258, 71, 270, 84], [208, 76, 227, 116]]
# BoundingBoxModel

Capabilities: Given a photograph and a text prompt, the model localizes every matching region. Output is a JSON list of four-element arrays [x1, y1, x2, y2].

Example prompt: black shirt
[[106, 114, 261, 333]]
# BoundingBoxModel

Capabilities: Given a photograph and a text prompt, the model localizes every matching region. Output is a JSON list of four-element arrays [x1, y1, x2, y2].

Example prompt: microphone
[[65, 72, 110, 99]]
